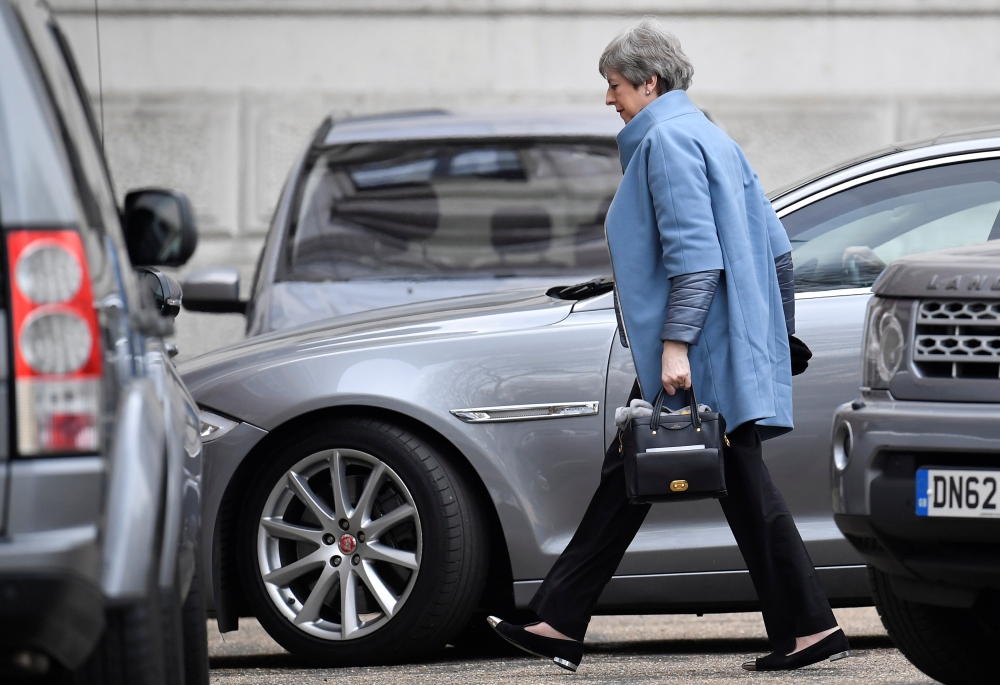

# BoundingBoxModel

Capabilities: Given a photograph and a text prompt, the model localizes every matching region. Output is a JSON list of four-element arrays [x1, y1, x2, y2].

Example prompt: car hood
[[266, 275, 605, 332], [874, 241, 1000, 298], [179, 286, 574, 400]]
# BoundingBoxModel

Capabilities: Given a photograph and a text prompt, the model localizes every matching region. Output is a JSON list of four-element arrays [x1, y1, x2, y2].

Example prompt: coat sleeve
[[647, 128, 725, 278], [661, 269, 721, 345], [774, 251, 795, 334]]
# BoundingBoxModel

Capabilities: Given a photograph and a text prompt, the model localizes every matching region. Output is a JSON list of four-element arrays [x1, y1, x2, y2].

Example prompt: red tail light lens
[[7, 230, 102, 455]]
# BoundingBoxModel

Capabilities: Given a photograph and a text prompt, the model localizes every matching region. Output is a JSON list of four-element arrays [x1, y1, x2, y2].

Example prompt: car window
[[280, 140, 621, 281], [47, 21, 115, 196], [0, 2, 77, 226], [17, 7, 142, 307], [780, 159, 1000, 292]]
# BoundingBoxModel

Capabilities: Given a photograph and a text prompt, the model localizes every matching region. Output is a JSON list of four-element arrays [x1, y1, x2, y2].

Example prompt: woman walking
[[487, 18, 850, 673]]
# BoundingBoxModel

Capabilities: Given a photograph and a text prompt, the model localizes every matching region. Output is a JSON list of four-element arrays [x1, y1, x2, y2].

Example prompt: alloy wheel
[[256, 448, 422, 640]]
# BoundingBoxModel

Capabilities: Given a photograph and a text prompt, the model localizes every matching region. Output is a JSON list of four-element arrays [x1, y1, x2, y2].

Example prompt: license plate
[[916, 468, 1000, 518]]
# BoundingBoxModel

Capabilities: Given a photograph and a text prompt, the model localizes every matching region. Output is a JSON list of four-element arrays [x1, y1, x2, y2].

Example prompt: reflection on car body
[[182, 118, 1000, 666]]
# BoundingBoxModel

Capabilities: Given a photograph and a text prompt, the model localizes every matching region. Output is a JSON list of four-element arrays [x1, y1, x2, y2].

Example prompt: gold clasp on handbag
[[724, 433, 731, 447], [670, 480, 689, 492]]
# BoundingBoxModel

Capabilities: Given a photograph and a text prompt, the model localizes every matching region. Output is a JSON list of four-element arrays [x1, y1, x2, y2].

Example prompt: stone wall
[[50, 0, 1000, 358]]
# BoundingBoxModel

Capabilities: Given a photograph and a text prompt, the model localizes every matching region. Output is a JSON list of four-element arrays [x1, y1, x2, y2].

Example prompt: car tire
[[869, 566, 999, 685], [181, 567, 210, 685], [237, 416, 488, 665], [72, 592, 167, 685], [161, 578, 186, 685]]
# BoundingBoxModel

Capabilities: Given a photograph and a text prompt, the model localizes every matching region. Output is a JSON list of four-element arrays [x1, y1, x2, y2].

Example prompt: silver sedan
[[181, 126, 1000, 666]]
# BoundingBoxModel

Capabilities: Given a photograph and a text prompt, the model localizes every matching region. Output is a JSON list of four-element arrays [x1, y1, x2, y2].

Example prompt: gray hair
[[598, 18, 693, 94]]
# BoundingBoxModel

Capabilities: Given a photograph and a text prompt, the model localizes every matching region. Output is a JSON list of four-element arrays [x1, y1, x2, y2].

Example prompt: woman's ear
[[644, 74, 659, 95]]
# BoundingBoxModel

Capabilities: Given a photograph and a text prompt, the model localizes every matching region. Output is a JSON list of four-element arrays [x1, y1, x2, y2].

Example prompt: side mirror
[[181, 267, 247, 315], [137, 266, 183, 318], [122, 188, 198, 267]]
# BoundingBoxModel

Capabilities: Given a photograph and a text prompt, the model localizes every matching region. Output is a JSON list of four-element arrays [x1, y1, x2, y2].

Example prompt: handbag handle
[[650, 385, 702, 432]]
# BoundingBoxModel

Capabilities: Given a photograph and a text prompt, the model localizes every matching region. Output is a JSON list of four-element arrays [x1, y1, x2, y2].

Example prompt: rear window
[[280, 139, 622, 281], [0, 2, 76, 226]]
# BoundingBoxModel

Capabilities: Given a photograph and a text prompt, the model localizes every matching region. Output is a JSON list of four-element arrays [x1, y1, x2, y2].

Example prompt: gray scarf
[[614, 398, 713, 430]]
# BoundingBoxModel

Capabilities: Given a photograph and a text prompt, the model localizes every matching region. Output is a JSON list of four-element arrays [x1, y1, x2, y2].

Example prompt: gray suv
[[0, 1, 206, 683], [832, 244, 1000, 685]]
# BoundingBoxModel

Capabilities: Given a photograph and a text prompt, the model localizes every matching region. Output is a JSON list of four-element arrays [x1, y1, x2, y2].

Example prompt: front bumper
[[832, 395, 1000, 600], [198, 420, 268, 625]]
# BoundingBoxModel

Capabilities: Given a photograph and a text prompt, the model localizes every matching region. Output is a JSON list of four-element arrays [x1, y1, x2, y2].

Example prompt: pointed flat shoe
[[742, 628, 851, 671], [486, 616, 584, 672]]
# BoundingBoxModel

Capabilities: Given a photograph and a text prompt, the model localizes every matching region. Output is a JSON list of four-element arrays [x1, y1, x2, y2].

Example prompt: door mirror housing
[[122, 188, 198, 267], [181, 267, 247, 315], [137, 267, 183, 318]]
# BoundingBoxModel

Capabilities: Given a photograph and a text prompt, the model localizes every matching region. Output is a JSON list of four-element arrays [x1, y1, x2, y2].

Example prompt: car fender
[[188, 312, 616, 582], [101, 377, 167, 600], [201, 393, 517, 624]]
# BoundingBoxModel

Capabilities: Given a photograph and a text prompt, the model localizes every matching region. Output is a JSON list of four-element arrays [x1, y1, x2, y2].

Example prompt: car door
[[602, 153, 1000, 607]]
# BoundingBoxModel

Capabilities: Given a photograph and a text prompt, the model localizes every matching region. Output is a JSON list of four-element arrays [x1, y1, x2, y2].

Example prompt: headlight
[[199, 409, 239, 443], [862, 297, 908, 389]]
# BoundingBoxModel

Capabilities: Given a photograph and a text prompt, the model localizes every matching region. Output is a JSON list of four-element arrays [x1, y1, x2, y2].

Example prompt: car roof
[[320, 108, 1000, 210], [769, 125, 1000, 210], [322, 107, 624, 146]]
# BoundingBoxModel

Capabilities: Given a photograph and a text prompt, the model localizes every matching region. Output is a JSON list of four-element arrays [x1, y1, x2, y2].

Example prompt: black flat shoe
[[742, 629, 851, 671], [486, 616, 584, 672]]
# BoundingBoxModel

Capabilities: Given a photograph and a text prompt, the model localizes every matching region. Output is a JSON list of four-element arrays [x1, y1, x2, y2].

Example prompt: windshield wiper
[[546, 277, 615, 301]]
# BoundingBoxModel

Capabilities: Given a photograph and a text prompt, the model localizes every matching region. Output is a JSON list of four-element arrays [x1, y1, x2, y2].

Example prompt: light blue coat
[[605, 90, 793, 439]]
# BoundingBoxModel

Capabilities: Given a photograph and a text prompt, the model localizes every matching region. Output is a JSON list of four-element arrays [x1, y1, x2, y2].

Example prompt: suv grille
[[913, 300, 1000, 379]]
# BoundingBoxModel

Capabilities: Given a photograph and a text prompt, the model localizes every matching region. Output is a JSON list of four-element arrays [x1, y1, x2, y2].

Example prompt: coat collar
[[616, 89, 700, 170]]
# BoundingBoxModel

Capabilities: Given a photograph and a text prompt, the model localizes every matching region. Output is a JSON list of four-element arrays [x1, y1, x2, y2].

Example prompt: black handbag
[[621, 385, 728, 504]]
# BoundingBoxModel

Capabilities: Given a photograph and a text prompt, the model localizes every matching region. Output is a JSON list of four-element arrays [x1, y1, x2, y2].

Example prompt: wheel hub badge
[[339, 534, 357, 555]]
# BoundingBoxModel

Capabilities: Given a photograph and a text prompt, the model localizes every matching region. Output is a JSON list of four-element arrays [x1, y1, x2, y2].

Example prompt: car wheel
[[180, 566, 209, 685], [238, 416, 488, 665], [869, 566, 999, 685], [74, 528, 170, 685], [160, 578, 185, 685], [73, 592, 166, 685]]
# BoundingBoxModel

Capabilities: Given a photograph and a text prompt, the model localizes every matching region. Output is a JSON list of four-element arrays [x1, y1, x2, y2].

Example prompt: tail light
[[7, 230, 102, 455]]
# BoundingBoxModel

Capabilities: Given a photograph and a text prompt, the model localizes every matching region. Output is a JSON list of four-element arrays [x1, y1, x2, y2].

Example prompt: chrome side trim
[[796, 287, 872, 300], [776, 150, 1000, 218], [450, 401, 599, 423]]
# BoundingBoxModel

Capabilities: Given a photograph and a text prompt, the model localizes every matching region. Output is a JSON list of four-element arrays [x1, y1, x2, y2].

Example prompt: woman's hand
[[661, 341, 691, 395]]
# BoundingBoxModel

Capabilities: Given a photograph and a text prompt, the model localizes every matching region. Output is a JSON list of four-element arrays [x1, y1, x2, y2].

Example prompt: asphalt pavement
[[208, 608, 938, 684]]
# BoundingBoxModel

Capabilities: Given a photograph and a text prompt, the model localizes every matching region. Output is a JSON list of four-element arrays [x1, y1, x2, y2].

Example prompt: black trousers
[[528, 417, 838, 646]]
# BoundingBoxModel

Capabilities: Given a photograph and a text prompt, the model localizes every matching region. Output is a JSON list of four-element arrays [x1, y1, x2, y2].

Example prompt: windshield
[[279, 139, 621, 281]]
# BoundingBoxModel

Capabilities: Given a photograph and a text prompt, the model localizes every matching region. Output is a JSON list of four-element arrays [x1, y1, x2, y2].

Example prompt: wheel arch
[[212, 404, 514, 632]]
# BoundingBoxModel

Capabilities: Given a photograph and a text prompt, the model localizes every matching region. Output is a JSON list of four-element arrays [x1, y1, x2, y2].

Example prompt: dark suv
[[0, 1, 206, 683], [832, 242, 1000, 685]]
